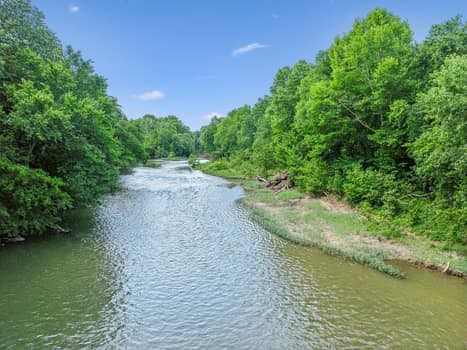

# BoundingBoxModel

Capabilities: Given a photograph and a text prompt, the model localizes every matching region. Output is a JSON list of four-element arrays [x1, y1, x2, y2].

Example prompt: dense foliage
[[0, 0, 192, 238], [1, 2, 465, 249], [131, 114, 194, 158], [199, 9, 466, 249]]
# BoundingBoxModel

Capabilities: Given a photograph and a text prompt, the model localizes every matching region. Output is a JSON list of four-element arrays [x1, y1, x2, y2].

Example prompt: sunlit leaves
[[411, 55, 467, 205], [0, 0, 147, 237]]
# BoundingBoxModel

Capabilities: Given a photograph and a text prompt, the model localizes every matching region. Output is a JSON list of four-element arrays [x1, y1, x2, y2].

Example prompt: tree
[[131, 114, 194, 158], [198, 9, 467, 245], [267, 60, 313, 169], [411, 55, 467, 206], [0, 0, 147, 238], [416, 16, 467, 75], [199, 117, 220, 154], [0, 0, 62, 61], [0, 158, 71, 237]]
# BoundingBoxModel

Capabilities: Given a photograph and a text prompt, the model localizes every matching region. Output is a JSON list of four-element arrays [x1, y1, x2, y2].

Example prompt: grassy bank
[[199, 163, 466, 279]]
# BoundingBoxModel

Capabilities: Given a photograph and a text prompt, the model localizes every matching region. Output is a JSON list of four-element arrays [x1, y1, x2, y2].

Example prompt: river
[[0, 161, 465, 349]]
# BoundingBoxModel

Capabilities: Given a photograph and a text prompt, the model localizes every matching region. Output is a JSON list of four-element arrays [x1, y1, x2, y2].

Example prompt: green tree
[[411, 55, 467, 206], [0, 0, 62, 61], [199, 117, 220, 154], [0, 0, 147, 238], [267, 60, 313, 169]]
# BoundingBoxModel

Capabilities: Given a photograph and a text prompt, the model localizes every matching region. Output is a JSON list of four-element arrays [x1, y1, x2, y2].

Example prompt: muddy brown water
[[0, 161, 465, 349]]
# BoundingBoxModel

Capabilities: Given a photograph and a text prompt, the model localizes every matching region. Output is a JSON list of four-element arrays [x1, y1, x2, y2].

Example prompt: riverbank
[[199, 165, 466, 279]]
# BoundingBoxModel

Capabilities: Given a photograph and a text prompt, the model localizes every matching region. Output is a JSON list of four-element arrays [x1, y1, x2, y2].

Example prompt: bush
[[293, 158, 329, 194], [277, 189, 305, 201], [404, 200, 467, 245], [0, 159, 71, 238], [187, 154, 199, 166], [343, 166, 399, 208]]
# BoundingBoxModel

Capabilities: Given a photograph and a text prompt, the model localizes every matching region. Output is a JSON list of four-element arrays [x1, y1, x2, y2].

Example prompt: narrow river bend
[[0, 161, 465, 349]]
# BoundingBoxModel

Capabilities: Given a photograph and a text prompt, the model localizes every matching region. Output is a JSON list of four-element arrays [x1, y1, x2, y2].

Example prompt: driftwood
[[255, 171, 290, 192], [442, 261, 450, 273]]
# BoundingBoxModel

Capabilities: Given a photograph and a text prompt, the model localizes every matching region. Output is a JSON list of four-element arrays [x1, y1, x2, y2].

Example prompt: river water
[[0, 161, 465, 349]]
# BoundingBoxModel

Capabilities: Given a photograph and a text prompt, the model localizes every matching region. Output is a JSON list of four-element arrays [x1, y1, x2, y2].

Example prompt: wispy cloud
[[232, 43, 269, 56], [69, 5, 80, 13], [272, 13, 279, 19], [201, 112, 223, 121], [134, 90, 165, 101]]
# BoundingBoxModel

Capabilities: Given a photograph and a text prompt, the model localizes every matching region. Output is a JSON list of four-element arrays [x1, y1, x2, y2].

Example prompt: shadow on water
[[0, 208, 127, 349], [0, 161, 465, 349]]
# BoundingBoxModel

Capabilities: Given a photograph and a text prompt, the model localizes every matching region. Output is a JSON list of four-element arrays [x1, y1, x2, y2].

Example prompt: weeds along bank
[[198, 163, 466, 278], [196, 10, 466, 262]]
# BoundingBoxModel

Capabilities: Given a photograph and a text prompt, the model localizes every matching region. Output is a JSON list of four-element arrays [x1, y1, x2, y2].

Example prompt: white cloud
[[232, 43, 269, 56], [201, 112, 223, 121], [69, 5, 80, 13], [134, 90, 165, 101]]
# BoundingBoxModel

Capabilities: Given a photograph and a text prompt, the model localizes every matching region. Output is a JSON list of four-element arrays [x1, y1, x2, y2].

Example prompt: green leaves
[[0, 0, 148, 238], [0, 0, 62, 61], [418, 15, 467, 74], [5, 80, 70, 153], [131, 114, 194, 158], [411, 55, 467, 205], [197, 9, 466, 246], [0, 158, 71, 237]]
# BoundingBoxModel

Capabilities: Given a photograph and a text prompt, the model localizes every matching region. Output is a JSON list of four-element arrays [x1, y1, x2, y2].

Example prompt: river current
[[0, 161, 465, 349]]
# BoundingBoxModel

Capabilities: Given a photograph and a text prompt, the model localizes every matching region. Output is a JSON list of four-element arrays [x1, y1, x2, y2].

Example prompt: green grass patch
[[325, 212, 367, 236], [210, 169, 245, 179], [246, 189, 276, 203], [243, 191, 405, 278], [238, 180, 264, 190], [279, 209, 302, 223], [198, 161, 247, 179], [277, 189, 305, 201]]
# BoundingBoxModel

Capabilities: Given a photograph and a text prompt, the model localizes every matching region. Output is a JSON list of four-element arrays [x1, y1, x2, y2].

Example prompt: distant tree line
[[199, 9, 466, 249], [0, 0, 193, 238], [131, 114, 194, 158]]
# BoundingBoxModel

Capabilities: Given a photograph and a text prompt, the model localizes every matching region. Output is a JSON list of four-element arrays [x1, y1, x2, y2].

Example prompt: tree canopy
[[0, 0, 194, 238], [199, 9, 467, 248], [1, 2, 465, 249]]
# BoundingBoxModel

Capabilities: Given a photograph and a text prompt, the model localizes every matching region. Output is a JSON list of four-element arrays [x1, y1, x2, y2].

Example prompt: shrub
[[343, 166, 399, 208], [187, 154, 199, 166], [404, 200, 467, 245], [293, 158, 329, 194], [0, 159, 71, 238]]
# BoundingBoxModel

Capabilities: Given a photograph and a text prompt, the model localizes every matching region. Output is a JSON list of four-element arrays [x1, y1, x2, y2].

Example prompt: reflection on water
[[0, 161, 465, 349], [0, 209, 124, 348]]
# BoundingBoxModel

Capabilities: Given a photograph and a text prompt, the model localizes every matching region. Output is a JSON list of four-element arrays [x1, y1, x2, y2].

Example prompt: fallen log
[[256, 171, 290, 191], [255, 175, 269, 184]]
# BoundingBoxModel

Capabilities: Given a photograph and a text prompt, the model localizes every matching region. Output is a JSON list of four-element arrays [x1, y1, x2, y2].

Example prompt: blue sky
[[33, 0, 465, 130]]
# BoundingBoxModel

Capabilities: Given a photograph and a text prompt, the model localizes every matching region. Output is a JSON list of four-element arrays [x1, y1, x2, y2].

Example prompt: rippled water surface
[[1, 161, 466, 349]]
